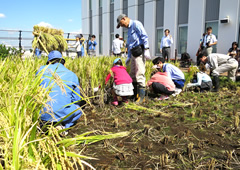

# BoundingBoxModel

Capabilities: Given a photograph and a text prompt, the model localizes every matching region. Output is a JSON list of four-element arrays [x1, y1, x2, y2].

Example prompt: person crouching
[[147, 70, 176, 101], [105, 58, 134, 105]]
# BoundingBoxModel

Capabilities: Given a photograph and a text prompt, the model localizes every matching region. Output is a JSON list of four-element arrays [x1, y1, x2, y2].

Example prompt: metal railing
[[0, 29, 89, 56]]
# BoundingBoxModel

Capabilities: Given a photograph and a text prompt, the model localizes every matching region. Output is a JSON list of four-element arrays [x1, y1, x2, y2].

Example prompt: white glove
[[125, 57, 130, 66], [144, 49, 151, 60], [93, 87, 99, 92], [186, 83, 193, 88]]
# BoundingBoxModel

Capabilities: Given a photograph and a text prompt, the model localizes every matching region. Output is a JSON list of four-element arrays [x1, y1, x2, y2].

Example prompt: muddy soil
[[69, 82, 240, 169]]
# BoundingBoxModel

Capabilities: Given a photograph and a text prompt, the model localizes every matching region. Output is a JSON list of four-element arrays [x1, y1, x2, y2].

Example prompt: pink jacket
[[105, 65, 132, 85], [147, 72, 175, 91]]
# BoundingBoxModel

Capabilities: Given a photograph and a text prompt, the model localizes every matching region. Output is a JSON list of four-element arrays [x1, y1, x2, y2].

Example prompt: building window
[[99, 34, 102, 54], [99, 0, 102, 7], [110, 33, 114, 54], [110, 0, 114, 4], [178, 26, 188, 54], [156, 28, 163, 55], [205, 21, 218, 53]]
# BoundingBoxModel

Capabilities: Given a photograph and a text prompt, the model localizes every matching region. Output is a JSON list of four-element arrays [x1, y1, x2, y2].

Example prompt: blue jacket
[[163, 63, 185, 80], [88, 40, 97, 50], [36, 63, 82, 128]]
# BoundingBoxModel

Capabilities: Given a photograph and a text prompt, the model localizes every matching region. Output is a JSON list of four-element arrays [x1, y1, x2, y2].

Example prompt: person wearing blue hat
[[105, 58, 133, 105], [36, 51, 85, 135]]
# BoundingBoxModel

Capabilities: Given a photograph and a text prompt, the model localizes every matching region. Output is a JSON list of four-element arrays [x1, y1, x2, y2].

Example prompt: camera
[[206, 41, 211, 48]]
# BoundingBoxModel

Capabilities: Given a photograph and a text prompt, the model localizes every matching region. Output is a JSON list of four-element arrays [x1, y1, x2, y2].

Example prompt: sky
[[0, 0, 82, 33]]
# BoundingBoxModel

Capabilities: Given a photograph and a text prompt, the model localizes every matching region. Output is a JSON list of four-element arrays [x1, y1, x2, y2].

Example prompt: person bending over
[[152, 57, 185, 93], [147, 71, 175, 101]]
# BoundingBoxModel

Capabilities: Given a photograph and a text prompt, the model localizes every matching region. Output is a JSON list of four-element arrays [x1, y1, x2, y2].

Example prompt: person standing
[[112, 34, 123, 57], [88, 35, 97, 56], [200, 53, 238, 92], [160, 29, 173, 62], [116, 14, 151, 103], [199, 27, 218, 56], [70, 35, 82, 58]]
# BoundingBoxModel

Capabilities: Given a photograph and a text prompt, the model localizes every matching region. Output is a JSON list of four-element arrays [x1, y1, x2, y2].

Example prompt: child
[[147, 71, 176, 100], [152, 57, 185, 93], [105, 58, 134, 105], [186, 64, 212, 92]]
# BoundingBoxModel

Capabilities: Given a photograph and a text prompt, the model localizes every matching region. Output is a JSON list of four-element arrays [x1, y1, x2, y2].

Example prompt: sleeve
[[105, 73, 112, 84], [208, 55, 218, 69], [71, 75, 82, 103], [212, 35, 217, 42], [88, 41, 92, 46], [170, 37, 173, 44], [160, 37, 163, 50], [228, 48, 232, 53], [71, 42, 78, 48], [191, 73, 202, 87], [135, 21, 149, 49], [165, 66, 172, 79], [94, 41, 97, 45]]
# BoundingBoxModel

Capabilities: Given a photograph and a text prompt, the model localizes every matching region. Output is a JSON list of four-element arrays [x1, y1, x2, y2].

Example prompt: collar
[[128, 20, 133, 28]]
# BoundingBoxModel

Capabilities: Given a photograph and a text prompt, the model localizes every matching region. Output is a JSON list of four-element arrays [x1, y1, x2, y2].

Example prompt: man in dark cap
[[116, 14, 151, 103], [36, 51, 85, 134]]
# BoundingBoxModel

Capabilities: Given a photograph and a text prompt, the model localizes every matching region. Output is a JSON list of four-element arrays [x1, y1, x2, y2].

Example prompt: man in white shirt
[[160, 29, 173, 62], [199, 27, 217, 56], [112, 34, 123, 57]]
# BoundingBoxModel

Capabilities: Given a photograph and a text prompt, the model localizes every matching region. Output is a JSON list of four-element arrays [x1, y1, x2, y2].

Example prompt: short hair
[[91, 35, 96, 38], [199, 63, 207, 72], [115, 34, 119, 38], [232, 41, 238, 48], [164, 29, 170, 33], [115, 59, 123, 66], [206, 27, 212, 31], [152, 57, 165, 65], [46, 58, 65, 65]]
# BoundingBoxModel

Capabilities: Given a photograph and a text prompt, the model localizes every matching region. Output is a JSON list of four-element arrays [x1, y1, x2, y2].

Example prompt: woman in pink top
[[147, 71, 175, 100], [105, 58, 134, 105]]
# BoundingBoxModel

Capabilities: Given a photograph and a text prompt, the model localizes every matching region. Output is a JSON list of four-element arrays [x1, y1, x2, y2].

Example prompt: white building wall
[[114, 0, 123, 36], [102, 0, 111, 55], [82, 0, 89, 34], [187, 0, 206, 61], [163, 0, 178, 59], [92, 0, 99, 56], [144, 0, 156, 58], [128, 0, 138, 20], [82, 0, 240, 59], [218, 0, 240, 54]]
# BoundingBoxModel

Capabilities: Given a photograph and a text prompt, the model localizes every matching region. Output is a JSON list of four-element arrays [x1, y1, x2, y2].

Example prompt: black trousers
[[152, 82, 174, 95]]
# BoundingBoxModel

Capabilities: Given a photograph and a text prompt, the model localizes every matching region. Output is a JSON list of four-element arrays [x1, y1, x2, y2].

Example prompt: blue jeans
[[173, 79, 185, 89]]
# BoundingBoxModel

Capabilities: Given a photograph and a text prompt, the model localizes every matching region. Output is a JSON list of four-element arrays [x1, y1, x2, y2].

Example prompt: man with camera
[[116, 14, 151, 103], [199, 27, 217, 56]]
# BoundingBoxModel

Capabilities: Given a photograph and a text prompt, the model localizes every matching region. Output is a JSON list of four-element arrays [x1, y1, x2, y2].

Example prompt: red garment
[[147, 72, 175, 91], [105, 65, 132, 85]]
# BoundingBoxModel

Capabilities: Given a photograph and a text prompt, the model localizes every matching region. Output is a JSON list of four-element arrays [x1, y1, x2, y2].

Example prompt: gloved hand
[[144, 49, 151, 60], [125, 57, 130, 66], [186, 83, 193, 88]]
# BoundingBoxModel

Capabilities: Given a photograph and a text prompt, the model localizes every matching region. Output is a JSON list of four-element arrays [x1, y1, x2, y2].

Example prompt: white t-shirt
[[203, 34, 217, 47], [112, 38, 123, 54], [72, 41, 82, 52]]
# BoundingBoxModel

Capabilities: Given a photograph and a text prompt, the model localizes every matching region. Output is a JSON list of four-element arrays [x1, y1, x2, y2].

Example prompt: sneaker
[[157, 95, 169, 101], [111, 101, 119, 106], [55, 125, 68, 136], [172, 88, 182, 96]]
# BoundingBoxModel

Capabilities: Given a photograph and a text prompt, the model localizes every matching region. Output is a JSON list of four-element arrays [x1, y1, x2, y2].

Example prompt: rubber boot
[[131, 82, 138, 100], [211, 76, 219, 92], [136, 86, 146, 103]]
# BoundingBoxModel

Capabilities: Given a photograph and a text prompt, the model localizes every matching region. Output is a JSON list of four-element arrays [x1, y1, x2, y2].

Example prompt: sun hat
[[113, 58, 121, 64], [47, 51, 63, 62], [116, 14, 127, 29]]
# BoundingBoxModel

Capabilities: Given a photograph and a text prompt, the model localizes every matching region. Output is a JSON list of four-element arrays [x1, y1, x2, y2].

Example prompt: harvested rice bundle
[[32, 25, 68, 54]]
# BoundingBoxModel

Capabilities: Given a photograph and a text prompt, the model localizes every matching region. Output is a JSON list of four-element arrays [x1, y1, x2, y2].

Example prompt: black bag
[[131, 45, 144, 57]]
